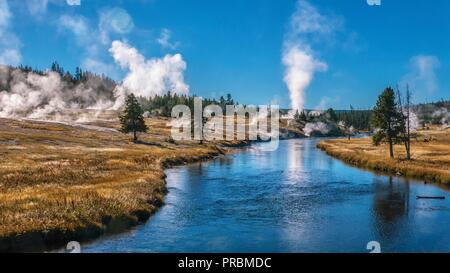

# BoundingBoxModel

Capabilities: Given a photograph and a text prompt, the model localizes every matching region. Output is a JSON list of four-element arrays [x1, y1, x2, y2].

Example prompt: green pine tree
[[119, 93, 148, 142], [371, 87, 403, 158]]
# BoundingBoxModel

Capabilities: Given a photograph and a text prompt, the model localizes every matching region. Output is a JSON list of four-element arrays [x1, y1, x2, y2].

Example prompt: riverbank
[[317, 127, 450, 184], [0, 117, 249, 252]]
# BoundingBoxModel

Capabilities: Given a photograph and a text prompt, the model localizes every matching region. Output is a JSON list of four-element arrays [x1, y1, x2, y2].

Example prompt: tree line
[[8, 62, 117, 87], [50, 62, 116, 87], [293, 107, 372, 131], [138, 92, 239, 117], [0, 62, 117, 93]]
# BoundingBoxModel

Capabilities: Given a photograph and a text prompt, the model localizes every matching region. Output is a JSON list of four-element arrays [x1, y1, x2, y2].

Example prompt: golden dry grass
[[317, 127, 450, 184], [0, 117, 238, 251]]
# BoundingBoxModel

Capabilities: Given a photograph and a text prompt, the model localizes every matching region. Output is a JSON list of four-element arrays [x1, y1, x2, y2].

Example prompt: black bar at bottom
[[0, 253, 446, 272]]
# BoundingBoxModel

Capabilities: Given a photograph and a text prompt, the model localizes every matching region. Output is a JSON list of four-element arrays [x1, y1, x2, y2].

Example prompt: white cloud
[[109, 40, 189, 107], [0, 0, 11, 28], [0, 0, 22, 66], [26, 0, 49, 16], [0, 49, 21, 65], [401, 55, 440, 94], [59, 14, 89, 40], [24, 0, 80, 17], [289, 0, 338, 36], [282, 0, 334, 112], [157, 28, 179, 50]]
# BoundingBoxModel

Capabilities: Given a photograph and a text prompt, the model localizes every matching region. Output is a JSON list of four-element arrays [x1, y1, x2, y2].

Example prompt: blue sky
[[2, 0, 450, 110]]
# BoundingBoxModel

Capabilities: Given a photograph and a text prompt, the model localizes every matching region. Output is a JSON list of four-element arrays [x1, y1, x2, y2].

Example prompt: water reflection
[[286, 140, 305, 182], [372, 176, 410, 239]]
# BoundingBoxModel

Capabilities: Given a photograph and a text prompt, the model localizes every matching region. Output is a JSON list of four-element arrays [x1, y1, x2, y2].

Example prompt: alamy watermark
[[367, 0, 381, 6], [367, 241, 382, 253], [66, 241, 81, 253], [170, 97, 280, 151]]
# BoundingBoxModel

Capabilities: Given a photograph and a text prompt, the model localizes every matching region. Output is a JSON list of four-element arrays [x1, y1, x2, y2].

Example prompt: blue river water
[[84, 139, 450, 253]]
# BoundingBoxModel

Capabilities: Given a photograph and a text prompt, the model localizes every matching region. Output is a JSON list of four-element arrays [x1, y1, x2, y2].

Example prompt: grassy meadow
[[317, 127, 450, 184], [0, 116, 243, 251]]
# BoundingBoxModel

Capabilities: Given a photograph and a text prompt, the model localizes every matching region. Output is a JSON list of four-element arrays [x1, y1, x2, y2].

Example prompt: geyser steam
[[0, 40, 190, 121], [109, 40, 189, 109], [0, 66, 116, 120], [283, 46, 327, 112], [282, 0, 333, 112]]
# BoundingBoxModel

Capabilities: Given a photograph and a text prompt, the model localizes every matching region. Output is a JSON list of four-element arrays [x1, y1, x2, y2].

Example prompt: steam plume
[[109, 40, 189, 109], [303, 122, 330, 137], [0, 66, 116, 121], [282, 0, 332, 112]]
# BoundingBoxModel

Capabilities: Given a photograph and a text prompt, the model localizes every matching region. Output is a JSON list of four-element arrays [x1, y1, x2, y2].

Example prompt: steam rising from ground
[[0, 39, 190, 122], [283, 47, 327, 113], [433, 108, 450, 126], [0, 66, 116, 121], [303, 122, 330, 137], [282, 0, 332, 113], [407, 110, 420, 131], [413, 103, 450, 129]]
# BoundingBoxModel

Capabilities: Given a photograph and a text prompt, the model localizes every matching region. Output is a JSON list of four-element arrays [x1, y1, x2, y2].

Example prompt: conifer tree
[[371, 87, 403, 158], [119, 93, 148, 142]]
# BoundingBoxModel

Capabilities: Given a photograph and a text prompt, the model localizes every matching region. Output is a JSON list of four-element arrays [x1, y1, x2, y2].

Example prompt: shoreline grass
[[317, 127, 450, 184]]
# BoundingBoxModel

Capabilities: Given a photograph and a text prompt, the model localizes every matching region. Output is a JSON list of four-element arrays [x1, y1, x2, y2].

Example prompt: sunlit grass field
[[0, 117, 235, 251], [317, 127, 450, 184]]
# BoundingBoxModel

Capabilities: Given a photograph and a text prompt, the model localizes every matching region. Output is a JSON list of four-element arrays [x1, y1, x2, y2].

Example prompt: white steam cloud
[[109, 40, 189, 108], [432, 108, 450, 126], [408, 110, 420, 132], [0, 66, 116, 121], [283, 46, 327, 113], [282, 0, 334, 112], [303, 122, 331, 137]]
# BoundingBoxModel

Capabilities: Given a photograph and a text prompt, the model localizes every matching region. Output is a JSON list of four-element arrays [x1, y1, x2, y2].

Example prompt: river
[[84, 139, 450, 253]]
